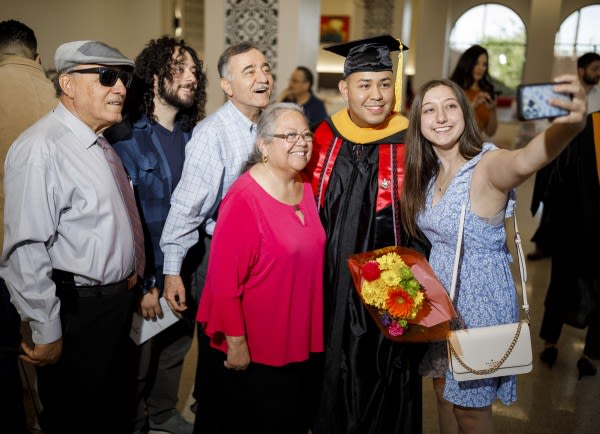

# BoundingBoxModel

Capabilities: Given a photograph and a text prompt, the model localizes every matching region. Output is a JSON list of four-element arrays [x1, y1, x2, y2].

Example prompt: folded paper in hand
[[130, 297, 181, 345]]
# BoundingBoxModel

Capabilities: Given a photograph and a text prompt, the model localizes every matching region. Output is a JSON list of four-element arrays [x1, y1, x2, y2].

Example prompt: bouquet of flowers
[[348, 246, 456, 342]]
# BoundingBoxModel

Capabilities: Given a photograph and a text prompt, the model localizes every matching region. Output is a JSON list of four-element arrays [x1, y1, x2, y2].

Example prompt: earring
[[262, 154, 269, 164]]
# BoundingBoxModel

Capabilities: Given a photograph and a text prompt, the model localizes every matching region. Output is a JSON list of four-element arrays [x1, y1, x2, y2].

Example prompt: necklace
[[435, 174, 452, 193], [435, 169, 457, 194]]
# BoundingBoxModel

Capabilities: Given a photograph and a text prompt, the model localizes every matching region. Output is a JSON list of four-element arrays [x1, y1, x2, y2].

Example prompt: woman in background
[[450, 44, 498, 138]]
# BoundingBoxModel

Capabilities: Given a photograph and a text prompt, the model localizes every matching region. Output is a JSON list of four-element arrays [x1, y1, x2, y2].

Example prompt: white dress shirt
[[0, 103, 135, 344]]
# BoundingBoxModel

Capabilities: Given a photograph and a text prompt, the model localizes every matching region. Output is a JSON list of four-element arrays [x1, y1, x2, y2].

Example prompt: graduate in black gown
[[306, 34, 428, 434]]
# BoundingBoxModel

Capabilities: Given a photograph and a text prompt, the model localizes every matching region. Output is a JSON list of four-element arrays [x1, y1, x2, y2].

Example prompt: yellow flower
[[358, 251, 425, 335], [376, 252, 407, 271], [361, 279, 387, 309]]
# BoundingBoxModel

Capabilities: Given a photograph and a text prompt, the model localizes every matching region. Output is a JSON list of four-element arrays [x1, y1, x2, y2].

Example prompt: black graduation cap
[[323, 34, 408, 78]]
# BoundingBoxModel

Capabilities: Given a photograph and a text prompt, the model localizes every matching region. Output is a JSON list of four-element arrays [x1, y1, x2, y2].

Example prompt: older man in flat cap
[[0, 40, 143, 433], [306, 34, 427, 434]]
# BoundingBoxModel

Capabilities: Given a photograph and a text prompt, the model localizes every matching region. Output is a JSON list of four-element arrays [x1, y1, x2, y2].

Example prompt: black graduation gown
[[307, 111, 427, 434], [543, 112, 600, 330]]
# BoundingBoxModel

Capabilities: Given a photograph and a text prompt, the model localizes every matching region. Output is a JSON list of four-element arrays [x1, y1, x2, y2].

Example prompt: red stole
[[309, 121, 405, 212]]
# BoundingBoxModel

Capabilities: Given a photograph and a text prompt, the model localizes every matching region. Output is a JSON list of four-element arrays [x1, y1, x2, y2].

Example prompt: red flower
[[362, 261, 381, 281]]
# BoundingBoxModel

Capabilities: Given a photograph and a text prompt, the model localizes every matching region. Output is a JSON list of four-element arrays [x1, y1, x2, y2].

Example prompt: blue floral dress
[[417, 143, 518, 407]]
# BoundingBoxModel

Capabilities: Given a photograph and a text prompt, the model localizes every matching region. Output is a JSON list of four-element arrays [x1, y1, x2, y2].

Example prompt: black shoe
[[577, 357, 597, 380], [540, 346, 558, 367]]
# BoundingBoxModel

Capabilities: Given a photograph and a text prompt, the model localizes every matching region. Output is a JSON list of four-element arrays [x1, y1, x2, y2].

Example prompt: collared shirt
[[0, 55, 57, 247], [112, 114, 191, 291], [160, 100, 256, 275], [0, 103, 135, 344]]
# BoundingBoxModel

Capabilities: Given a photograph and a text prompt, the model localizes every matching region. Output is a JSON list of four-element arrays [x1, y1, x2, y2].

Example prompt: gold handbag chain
[[448, 320, 524, 375]]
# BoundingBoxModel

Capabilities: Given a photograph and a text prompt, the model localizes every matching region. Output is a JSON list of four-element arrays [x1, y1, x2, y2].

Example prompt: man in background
[[111, 35, 207, 434], [0, 19, 57, 434], [278, 65, 328, 129], [159, 41, 273, 433], [577, 51, 600, 113], [0, 40, 141, 433]]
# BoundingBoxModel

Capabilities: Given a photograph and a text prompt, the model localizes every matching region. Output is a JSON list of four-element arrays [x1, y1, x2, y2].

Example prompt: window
[[554, 5, 600, 56], [553, 5, 600, 76], [449, 3, 525, 92]]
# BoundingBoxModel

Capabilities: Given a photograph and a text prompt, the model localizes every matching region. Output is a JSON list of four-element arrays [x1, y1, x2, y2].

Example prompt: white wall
[[203, 1, 226, 114], [276, 0, 321, 101], [0, 0, 168, 74]]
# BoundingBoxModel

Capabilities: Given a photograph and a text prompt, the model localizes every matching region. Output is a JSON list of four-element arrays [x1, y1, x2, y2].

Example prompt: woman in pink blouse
[[196, 102, 325, 434]]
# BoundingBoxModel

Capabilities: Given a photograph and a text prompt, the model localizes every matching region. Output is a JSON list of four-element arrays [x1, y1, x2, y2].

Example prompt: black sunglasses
[[69, 67, 133, 88]]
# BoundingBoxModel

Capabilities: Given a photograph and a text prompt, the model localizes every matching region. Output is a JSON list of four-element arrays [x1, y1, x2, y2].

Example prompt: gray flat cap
[[55, 40, 134, 73]]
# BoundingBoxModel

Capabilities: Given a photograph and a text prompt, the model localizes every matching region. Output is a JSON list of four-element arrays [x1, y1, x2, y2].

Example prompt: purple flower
[[381, 312, 392, 327]]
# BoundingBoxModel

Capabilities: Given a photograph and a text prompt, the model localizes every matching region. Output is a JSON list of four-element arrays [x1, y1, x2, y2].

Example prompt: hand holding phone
[[516, 82, 572, 121]]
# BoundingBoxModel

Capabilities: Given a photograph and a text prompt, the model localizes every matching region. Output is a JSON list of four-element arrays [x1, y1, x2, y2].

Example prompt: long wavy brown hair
[[400, 79, 483, 239]]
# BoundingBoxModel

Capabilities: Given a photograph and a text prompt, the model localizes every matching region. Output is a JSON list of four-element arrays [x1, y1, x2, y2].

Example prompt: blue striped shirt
[[160, 100, 256, 275]]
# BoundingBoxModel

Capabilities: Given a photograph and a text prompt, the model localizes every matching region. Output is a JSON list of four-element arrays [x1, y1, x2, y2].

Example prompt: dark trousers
[[540, 307, 600, 359], [134, 302, 195, 429], [37, 286, 138, 434], [0, 279, 29, 434], [190, 234, 211, 406], [193, 330, 316, 434]]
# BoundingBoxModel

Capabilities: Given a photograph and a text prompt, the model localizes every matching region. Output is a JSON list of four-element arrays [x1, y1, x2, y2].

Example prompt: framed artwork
[[320, 15, 350, 43]]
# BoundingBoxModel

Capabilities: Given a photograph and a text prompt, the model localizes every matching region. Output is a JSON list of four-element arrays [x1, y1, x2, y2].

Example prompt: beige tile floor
[[22, 175, 599, 433]]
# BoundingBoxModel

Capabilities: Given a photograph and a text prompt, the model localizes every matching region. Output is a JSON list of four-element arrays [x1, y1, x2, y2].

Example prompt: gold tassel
[[394, 42, 404, 113]]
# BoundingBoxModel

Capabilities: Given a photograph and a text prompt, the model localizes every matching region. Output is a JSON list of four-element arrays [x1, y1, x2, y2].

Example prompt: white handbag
[[446, 205, 533, 381]]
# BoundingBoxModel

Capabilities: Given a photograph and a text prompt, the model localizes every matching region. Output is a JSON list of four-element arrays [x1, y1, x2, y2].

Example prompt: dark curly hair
[[130, 36, 207, 132]]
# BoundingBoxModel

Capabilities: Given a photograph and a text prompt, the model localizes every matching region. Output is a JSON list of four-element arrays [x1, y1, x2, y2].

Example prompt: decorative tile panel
[[225, 0, 279, 79], [361, 0, 395, 37]]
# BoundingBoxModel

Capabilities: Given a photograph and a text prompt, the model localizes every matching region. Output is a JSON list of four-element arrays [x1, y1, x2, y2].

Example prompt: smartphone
[[516, 82, 571, 121]]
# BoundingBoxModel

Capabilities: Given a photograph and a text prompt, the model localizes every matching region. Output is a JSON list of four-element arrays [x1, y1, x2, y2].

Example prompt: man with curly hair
[[109, 36, 207, 434]]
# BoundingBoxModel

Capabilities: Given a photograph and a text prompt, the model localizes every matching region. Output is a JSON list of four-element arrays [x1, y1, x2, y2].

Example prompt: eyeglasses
[[69, 67, 133, 88], [267, 131, 314, 144]]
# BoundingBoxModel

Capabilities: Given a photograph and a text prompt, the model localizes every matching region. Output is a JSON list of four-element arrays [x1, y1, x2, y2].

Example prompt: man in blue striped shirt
[[159, 41, 273, 433]]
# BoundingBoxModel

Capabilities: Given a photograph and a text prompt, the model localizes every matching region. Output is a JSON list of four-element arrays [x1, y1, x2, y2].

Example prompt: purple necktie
[[97, 136, 145, 278]]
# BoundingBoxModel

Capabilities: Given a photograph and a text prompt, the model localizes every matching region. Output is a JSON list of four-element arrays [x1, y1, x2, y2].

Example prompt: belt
[[53, 269, 138, 298], [75, 273, 138, 298]]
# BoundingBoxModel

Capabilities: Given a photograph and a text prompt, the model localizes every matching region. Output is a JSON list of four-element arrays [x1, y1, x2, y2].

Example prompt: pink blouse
[[197, 171, 325, 366]]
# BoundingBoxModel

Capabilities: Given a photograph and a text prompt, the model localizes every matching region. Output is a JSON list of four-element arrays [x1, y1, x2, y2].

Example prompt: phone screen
[[516, 82, 571, 121]]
